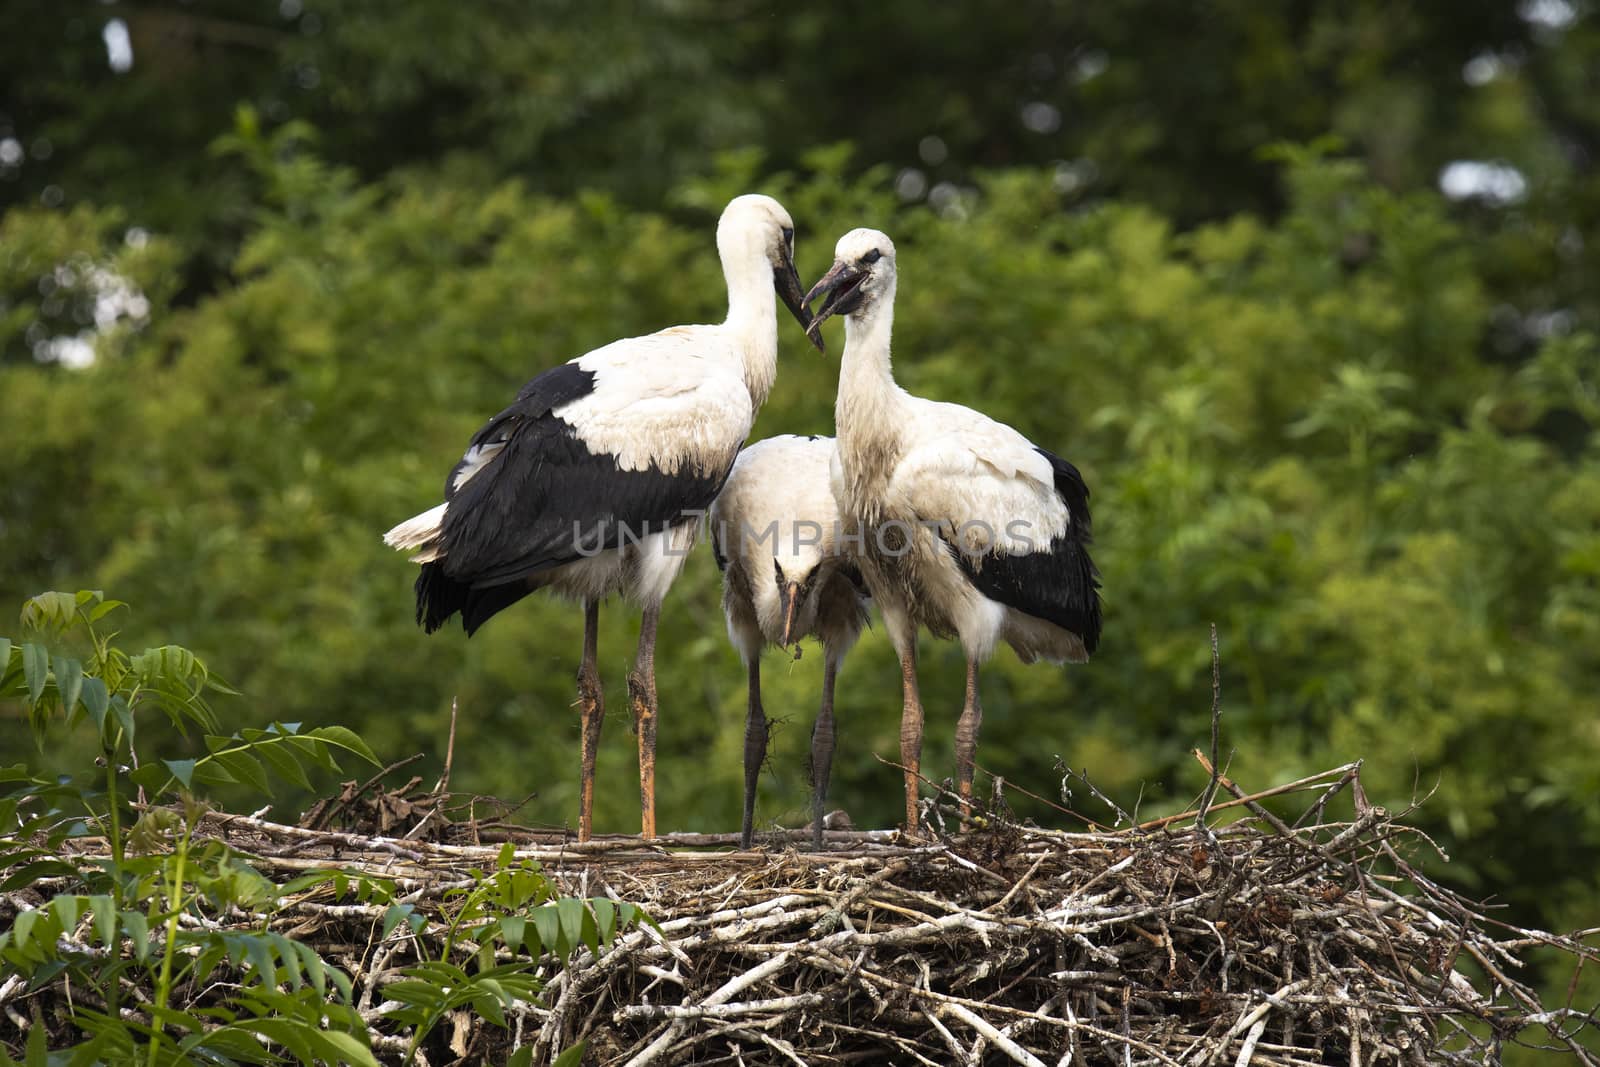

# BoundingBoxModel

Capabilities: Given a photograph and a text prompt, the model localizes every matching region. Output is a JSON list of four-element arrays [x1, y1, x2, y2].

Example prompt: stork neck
[[723, 255, 779, 409], [834, 300, 905, 477]]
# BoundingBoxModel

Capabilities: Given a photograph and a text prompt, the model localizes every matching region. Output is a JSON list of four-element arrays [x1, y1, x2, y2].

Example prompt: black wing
[[947, 446, 1101, 653], [416, 361, 728, 634]]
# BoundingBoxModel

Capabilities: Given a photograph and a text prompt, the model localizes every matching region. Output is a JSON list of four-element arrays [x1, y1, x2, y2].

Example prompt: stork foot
[[740, 659, 767, 851], [954, 657, 983, 832], [627, 669, 657, 841], [576, 599, 604, 844], [809, 657, 839, 852]]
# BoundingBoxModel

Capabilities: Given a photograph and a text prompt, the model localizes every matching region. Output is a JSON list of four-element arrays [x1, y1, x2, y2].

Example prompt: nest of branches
[[92, 750, 1579, 1067]]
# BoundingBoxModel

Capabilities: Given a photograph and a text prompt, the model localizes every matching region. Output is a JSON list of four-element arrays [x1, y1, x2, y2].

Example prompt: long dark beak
[[802, 259, 858, 349], [778, 580, 802, 648], [775, 244, 824, 353]]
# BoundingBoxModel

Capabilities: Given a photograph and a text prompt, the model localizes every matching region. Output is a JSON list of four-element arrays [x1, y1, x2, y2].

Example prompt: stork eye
[[782, 226, 794, 249], [861, 249, 882, 265], [772, 557, 784, 583]]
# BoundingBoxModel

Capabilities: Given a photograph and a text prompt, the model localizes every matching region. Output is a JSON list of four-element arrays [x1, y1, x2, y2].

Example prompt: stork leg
[[739, 658, 767, 850], [954, 655, 983, 823], [576, 599, 604, 843], [628, 603, 661, 841], [897, 641, 925, 836], [809, 653, 840, 851]]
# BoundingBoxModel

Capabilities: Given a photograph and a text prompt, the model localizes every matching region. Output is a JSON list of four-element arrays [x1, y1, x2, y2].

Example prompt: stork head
[[718, 194, 824, 352], [771, 552, 823, 649], [803, 229, 896, 344]]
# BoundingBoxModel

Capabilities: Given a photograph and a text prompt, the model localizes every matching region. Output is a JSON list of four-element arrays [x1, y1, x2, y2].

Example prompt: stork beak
[[774, 244, 824, 353], [802, 260, 860, 349], [778, 580, 802, 648]]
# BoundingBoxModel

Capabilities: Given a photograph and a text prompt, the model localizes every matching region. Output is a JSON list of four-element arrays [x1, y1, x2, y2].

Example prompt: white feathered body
[[832, 281, 1098, 665], [710, 435, 870, 664]]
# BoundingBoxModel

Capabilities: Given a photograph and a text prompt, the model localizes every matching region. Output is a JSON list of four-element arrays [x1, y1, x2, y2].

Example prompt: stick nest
[[7, 759, 1598, 1065]]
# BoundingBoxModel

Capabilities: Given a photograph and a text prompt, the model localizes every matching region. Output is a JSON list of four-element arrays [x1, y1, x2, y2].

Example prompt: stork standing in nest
[[709, 434, 871, 850], [384, 195, 819, 842], [804, 229, 1102, 834]]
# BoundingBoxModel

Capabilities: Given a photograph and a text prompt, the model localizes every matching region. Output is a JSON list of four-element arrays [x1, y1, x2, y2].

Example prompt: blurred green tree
[[4, 2, 1595, 317], [2, 6, 1597, 1058], [4, 135, 1596, 939]]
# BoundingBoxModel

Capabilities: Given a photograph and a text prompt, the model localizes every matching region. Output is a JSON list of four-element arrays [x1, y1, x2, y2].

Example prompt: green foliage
[[0, 592, 642, 1062], [379, 843, 646, 1063], [3, 6, 1597, 1060], [0, 592, 383, 1063]]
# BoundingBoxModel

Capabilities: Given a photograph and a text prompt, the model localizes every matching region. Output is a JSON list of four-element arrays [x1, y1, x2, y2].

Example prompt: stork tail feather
[[384, 503, 448, 552]]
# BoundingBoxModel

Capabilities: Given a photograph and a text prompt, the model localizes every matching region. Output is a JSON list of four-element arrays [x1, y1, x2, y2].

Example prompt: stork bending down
[[709, 435, 871, 850], [384, 194, 819, 841], [805, 230, 1102, 835]]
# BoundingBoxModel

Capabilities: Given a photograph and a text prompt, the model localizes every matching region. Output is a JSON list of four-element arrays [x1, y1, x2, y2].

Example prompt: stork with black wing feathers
[[805, 228, 1102, 835], [384, 195, 819, 841]]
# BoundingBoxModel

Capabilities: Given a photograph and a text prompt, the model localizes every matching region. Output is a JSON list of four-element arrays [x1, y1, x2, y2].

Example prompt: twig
[[1195, 623, 1223, 831], [436, 697, 458, 795]]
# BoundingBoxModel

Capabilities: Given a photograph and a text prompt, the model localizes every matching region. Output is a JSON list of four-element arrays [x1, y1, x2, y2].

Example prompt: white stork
[[383, 194, 819, 842], [709, 434, 871, 850], [803, 229, 1102, 835]]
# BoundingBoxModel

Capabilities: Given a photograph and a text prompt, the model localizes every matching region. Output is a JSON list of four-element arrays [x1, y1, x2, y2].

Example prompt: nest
[[29, 754, 1573, 1066], [5, 668, 1598, 1067]]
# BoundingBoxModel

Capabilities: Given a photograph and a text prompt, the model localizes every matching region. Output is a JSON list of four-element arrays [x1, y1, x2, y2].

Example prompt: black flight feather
[[945, 446, 1102, 653]]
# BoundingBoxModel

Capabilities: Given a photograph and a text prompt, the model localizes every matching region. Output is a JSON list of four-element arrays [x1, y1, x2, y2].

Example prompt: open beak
[[775, 244, 824, 353], [778, 580, 802, 648], [802, 260, 862, 349]]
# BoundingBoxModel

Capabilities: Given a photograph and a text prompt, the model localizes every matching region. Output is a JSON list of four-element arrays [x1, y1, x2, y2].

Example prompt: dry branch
[[4, 759, 1598, 1065]]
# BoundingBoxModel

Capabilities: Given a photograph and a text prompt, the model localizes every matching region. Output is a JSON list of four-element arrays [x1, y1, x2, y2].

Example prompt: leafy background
[[2, 2, 1598, 1052]]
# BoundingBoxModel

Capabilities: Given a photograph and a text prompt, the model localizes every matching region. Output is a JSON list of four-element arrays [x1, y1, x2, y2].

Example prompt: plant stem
[[105, 739, 125, 1020], [147, 816, 192, 1067]]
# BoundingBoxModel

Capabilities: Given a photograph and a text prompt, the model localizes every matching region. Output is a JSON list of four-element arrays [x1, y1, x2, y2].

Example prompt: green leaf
[[254, 739, 312, 790], [551, 1042, 587, 1067], [473, 976, 511, 1009], [123, 910, 151, 965], [88, 894, 117, 950], [20, 592, 79, 634], [21, 644, 48, 706], [240, 1018, 318, 1065], [557, 898, 586, 957], [590, 897, 616, 946], [50, 895, 81, 932], [127, 762, 168, 793], [285, 735, 340, 772], [184, 1025, 278, 1064], [243, 935, 278, 986], [79, 677, 110, 731], [307, 724, 381, 765], [164, 758, 198, 790], [54, 656, 83, 716], [12, 909, 38, 948], [23, 1014, 48, 1067], [110, 694, 134, 740], [316, 1030, 380, 1067], [383, 902, 421, 940], [0, 860, 80, 894], [211, 750, 271, 794], [532, 904, 564, 957], [499, 916, 526, 954], [0, 638, 11, 679], [291, 940, 329, 997], [87, 597, 126, 623]]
